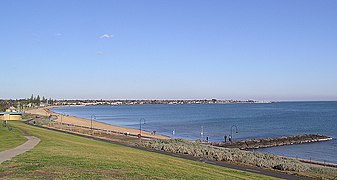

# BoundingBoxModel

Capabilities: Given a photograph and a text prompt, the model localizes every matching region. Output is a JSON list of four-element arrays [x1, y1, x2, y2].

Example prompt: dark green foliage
[[0, 95, 55, 110]]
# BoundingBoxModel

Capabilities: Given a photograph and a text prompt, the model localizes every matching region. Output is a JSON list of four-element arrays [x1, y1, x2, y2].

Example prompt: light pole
[[230, 125, 238, 142], [91, 115, 96, 135], [139, 118, 146, 139]]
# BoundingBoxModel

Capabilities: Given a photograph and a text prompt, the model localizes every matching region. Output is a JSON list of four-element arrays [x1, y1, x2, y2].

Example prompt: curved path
[[0, 136, 40, 164]]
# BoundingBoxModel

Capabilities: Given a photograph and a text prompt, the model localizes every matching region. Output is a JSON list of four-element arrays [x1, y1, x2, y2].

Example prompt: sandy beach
[[26, 106, 169, 139]]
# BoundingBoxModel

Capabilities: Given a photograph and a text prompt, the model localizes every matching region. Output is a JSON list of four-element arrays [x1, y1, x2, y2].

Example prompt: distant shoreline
[[49, 99, 274, 106]]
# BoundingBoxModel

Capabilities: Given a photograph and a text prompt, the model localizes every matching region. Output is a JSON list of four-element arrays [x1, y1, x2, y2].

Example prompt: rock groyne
[[210, 134, 332, 150]]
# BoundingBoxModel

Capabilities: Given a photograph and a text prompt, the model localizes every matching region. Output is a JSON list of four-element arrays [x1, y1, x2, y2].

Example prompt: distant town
[[54, 99, 272, 106], [0, 95, 272, 111]]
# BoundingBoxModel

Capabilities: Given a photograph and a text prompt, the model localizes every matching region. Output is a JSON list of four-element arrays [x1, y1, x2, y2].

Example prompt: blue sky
[[1, 0, 337, 101]]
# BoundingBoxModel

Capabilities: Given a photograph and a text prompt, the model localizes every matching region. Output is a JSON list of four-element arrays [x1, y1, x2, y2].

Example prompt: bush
[[140, 139, 309, 172]]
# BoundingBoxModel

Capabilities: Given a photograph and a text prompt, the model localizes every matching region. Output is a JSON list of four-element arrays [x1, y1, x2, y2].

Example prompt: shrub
[[140, 139, 309, 172]]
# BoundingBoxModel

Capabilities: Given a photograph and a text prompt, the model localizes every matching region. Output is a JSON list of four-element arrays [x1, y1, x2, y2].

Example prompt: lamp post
[[230, 125, 238, 142], [139, 118, 146, 139], [91, 115, 96, 135]]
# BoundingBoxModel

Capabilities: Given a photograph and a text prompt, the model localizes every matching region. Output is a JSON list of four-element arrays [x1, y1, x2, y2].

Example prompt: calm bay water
[[52, 102, 337, 164]]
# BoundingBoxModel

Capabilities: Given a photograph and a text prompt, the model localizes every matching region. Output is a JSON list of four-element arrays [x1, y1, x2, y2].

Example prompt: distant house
[[39, 102, 47, 107], [0, 109, 22, 120]]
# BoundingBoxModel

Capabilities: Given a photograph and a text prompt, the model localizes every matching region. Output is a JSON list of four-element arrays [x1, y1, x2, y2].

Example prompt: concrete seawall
[[210, 134, 332, 150]]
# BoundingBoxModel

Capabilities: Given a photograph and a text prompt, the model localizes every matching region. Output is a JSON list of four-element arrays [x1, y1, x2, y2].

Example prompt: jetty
[[210, 134, 332, 150]]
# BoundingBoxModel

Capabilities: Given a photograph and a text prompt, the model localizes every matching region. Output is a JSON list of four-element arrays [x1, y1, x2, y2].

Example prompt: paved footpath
[[0, 136, 40, 164]]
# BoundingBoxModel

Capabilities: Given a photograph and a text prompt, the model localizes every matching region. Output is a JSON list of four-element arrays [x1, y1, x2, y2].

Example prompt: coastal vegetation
[[0, 121, 275, 179], [141, 139, 337, 179], [141, 139, 308, 171]]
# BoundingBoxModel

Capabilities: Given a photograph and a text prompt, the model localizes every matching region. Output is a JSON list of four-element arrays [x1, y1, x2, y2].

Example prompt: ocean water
[[52, 102, 337, 164]]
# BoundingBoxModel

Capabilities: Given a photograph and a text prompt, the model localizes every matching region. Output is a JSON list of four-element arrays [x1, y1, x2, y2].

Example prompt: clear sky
[[1, 0, 337, 101]]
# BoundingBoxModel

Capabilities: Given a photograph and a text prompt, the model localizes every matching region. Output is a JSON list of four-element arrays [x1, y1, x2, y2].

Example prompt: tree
[[0, 103, 4, 112], [36, 95, 41, 105], [30, 94, 34, 103], [49, 98, 54, 105]]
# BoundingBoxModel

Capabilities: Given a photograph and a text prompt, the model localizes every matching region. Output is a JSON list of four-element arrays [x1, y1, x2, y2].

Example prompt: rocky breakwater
[[210, 134, 332, 150]]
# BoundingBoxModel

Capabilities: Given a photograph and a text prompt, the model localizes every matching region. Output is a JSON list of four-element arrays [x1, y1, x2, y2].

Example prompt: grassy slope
[[0, 121, 277, 179], [0, 123, 27, 151]]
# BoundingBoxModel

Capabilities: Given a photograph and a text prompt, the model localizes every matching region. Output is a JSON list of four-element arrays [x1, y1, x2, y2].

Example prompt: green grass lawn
[[0, 122, 27, 152], [0, 121, 277, 179]]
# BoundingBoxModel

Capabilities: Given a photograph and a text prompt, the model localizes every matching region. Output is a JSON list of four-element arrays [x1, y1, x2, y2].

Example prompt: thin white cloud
[[99, 34, 114, 39], [97, 51, 104, 55], [55, 33, 62, 36]]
